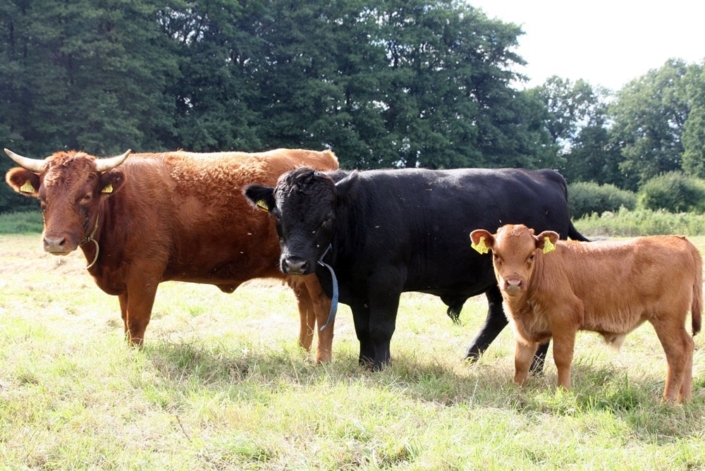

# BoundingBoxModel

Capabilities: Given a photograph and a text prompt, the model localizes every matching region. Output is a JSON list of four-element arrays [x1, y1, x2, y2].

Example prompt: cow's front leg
[[367, 276, 403, 370], [124, 274, 160, 346], [303, 274, 333, 364], [514, 340, 538, 386], [350, 299, 375, 367]]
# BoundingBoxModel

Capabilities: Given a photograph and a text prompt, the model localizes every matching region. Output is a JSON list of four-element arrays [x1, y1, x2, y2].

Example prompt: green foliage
[[638, 172, 705, 213], [0, 210, 42, 233], [609, 59, 693, 190], [574, 206, 705, 236], [568, 181, 637, 219]]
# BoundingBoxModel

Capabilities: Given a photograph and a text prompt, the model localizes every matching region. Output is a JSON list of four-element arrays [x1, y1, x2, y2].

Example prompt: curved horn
[[4, 148, 47, 173], [95, 149, 132, 173]]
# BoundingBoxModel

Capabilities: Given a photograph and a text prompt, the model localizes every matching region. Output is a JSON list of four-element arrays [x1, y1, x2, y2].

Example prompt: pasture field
[[0, 233, 704, 470]]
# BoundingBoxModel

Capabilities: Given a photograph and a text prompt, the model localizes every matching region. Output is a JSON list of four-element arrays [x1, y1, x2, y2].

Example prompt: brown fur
[[470, 224, 702, 403], [5, 149, 339, 362]]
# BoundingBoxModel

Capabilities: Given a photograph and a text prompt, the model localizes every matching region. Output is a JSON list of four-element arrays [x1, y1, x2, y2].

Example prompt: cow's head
[[244, 167, 358, 275], [470, 224, 559, 296], [4, 148, 131, 255]]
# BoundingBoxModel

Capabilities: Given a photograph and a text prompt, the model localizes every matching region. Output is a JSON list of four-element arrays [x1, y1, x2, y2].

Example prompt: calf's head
[[4, 149, 130, 255], [470, 224, 559, 296], [244, 167, 358, 275]]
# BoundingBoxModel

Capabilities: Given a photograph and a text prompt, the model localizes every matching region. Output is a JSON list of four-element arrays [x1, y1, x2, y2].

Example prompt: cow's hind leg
[[651, 317, 694, 402], [118, 293, 129, 341]]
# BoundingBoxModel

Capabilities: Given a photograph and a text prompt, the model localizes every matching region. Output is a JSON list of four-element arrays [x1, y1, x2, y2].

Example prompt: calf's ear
[[470, 229, 494, 254], [535, 231, 560, 254], [243, 184, 275, 213], [5, 168, 41, 197]]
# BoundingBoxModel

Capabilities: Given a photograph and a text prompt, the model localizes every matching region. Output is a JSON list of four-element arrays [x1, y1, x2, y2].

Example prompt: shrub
[[574, 206, 705, 237], [568, 181, 637, 219], [638, 172, 705, 213], [0, 211, 43, 234]]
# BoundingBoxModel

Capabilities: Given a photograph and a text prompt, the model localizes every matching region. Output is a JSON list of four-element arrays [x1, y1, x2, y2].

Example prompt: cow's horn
[[95, 149, 132, 173], [4, 148, 47, 173]]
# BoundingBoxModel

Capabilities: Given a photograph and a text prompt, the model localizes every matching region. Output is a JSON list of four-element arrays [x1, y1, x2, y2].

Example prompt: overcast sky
[[468, 0, 705, 91]]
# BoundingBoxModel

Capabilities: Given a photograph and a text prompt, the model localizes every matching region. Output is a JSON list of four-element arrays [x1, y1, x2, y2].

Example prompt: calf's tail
[[691, 243, 702, 336]]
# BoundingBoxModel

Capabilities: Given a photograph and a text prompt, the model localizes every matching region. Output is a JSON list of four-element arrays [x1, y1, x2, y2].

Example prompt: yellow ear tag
[[471, 236, 489, 254], [256, 199, 269, 213], [20, 181, 35, 193], [101, 183, 113, 194], [543, 237, 556, 254]]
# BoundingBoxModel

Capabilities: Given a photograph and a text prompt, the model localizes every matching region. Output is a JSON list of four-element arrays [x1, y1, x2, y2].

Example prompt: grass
[[0, 234, 704, 469]]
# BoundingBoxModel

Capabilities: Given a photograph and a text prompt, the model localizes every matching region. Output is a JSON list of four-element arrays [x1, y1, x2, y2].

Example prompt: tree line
[[1, 0, 704, 213]]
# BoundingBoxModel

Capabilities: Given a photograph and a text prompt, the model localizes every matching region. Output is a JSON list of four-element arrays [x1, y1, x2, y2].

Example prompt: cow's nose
[[283, 257, 309, 275], [44, 236, 67, 254]]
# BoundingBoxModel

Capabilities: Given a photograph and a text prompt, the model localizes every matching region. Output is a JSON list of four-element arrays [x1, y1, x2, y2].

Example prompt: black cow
[[245, 167, 588, 370]]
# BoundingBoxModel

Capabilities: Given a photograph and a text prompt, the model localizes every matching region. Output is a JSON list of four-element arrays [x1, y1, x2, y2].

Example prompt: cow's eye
[[528, 254, 535, 263], [493, 253, 502, 266], [81, 193, 92, 204]]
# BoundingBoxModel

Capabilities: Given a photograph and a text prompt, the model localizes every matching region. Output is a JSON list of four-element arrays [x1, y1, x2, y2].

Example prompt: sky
[[468, 0, 705, 91]]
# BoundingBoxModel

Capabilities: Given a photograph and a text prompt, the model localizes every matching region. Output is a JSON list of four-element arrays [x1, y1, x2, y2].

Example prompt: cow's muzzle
[[281, 256, 311, 275], [43, 234, 74, 255]]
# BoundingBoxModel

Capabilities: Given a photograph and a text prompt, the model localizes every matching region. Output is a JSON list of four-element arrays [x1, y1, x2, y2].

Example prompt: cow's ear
[[334, 171, 359, 201], [99, 169, 125, 196], [535, 231, 560, 254], [5, 168, 41, 197], [470, 229, 494, 254], [244, 184, 275, 213]]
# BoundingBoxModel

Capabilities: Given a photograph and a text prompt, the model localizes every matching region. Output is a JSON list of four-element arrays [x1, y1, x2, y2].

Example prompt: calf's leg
[[465, 286, 550, 373], [651, 318, 694, 402], [551, 329, 577, 390], [514, 340, 538, 386]]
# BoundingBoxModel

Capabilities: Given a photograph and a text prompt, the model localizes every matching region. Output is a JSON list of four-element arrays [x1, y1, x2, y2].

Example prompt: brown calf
[[470, 224, 702, 403]]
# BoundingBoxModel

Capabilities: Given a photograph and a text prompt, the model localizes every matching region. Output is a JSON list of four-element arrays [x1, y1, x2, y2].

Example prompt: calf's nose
[[282, 257, 309, 275], [504, 278, 523, 293]]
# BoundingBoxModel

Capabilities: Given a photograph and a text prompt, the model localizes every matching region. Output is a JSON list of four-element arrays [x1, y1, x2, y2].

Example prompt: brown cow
[[4, 148, 339, 362], [470, 224, 702, 403]]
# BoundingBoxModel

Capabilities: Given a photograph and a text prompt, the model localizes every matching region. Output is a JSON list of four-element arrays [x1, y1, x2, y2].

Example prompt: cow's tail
[[568, 221, 590, 242], [690, 242, 702, 336]]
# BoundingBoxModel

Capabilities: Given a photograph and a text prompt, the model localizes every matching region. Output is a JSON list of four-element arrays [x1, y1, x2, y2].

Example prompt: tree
[[681, 61, 705, 178], [609, 59, 691, 190]]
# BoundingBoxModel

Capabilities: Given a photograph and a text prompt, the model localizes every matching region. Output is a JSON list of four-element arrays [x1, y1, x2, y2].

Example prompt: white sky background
[[468, 0, 705, 91]]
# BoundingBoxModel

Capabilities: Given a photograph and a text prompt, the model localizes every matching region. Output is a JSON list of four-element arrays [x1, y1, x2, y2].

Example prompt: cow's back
[[108, 150, 338, 285], [329, 168, 574, 298]]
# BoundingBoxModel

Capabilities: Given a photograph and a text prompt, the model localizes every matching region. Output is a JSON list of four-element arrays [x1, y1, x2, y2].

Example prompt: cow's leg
[[651, 318, 693, 402], [514, 340, 538, 386], [123, 276, 159, 346], [350, 299, 375, 367], [367, 275, 403, 370], [464, 286, 507, 361], [465, 286, 549, 373], [118, 293, 129, 340], [303, 274, 333, 363]]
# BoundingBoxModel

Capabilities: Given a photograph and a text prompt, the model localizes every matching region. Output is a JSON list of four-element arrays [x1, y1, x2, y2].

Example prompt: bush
[[638, 172, 705, 213], [568, 181, 637, 219], [0, 210, 43, 234], [574, 207, 705, 237]]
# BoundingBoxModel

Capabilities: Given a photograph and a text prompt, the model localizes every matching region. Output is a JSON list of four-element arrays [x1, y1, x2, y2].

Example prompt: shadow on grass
[[139, 337, 704, 442]]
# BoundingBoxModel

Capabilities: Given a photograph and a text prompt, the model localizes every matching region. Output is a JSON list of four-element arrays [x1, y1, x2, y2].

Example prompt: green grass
[[0, 234, 704, 469], [574, 207, 705, 237]]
